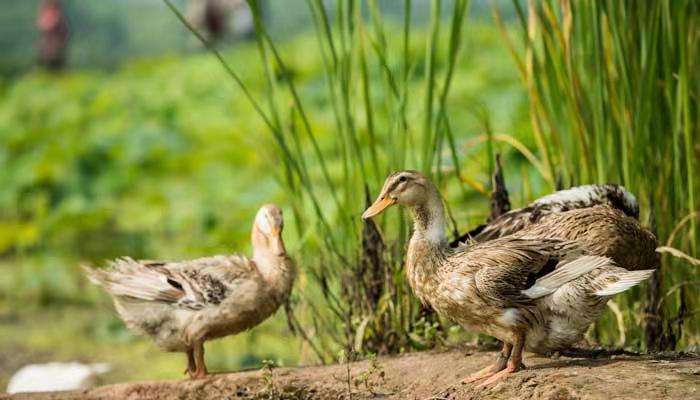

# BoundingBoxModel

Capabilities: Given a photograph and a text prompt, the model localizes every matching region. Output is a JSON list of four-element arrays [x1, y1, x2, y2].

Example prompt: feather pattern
[[521, 256, 613, 299], [85, 255, 257, 311], [85, 250, 294, 352], [450, 184, 657, 352], [456, 184, 641, 243], [460, 187, 657, 352]]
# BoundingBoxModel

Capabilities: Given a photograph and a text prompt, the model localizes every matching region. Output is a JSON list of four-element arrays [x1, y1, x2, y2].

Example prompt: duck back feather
[[454, 184, 640, 244]]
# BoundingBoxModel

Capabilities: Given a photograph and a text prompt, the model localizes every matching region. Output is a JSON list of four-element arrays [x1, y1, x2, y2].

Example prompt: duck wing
[[84, 255, 257, 310], [455, 238, 612, 307], [515, 205, 658, 270]]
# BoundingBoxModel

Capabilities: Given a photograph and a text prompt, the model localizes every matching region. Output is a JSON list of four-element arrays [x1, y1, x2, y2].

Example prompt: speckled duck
[[363, 171, 653, 386], [84, 204, 295, 379]]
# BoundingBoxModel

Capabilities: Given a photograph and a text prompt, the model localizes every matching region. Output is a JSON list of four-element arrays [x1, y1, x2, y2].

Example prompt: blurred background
[[0, 0, 697, 390]]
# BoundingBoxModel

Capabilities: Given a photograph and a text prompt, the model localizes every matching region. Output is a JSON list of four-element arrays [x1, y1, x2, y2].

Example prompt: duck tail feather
[[594, 269, 655, 296], [523, 255, 612, 299], [82, 261, 182, 302], [82, 264, 107, 286]]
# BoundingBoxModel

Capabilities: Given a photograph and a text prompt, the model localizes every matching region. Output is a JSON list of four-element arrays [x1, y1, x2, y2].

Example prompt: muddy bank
[[3, 347, 699, 399]]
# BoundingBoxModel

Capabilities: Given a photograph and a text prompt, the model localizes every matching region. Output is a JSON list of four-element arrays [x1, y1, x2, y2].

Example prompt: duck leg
[[190, 340, 209, 379], [477, 333, 525, 387], [462, 342, 512, 384], [184, 348, 196, 377]]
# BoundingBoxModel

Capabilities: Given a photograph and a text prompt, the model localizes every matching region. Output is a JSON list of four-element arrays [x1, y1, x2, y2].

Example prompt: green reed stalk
[[167, 0, 474, 358], [503, 0, 699, 348]]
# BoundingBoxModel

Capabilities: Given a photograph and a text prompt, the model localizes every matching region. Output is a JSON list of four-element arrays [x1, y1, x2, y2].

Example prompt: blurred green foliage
[[0, 20, 527, 385], [2, 0, 696, 389]]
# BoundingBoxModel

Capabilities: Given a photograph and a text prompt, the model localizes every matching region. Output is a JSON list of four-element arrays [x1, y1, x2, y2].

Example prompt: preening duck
[[363, 171, 653, 386], [84, 204, 295, 379], [456, 183, 658, 279], [455, 183, 642, 244]]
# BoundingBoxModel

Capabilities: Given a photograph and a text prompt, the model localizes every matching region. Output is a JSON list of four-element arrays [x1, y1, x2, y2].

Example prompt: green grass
[[164, 0, 544, 358]]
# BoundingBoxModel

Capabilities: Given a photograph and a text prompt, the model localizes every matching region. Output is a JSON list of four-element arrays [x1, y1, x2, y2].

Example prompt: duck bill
[[362, 196, 396, 219], [270, 228, 286, 256]]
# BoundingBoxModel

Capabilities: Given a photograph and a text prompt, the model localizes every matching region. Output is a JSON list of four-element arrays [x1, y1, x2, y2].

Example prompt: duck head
[[362, 170, 433, 219], [363, 170, 446, 244], [252, 204, 286, 257]]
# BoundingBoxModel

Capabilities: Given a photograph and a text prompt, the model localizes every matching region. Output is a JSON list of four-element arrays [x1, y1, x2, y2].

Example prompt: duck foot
[[475, 333, 525, 388], [188, 369, 210, 379], [462, 343, 512, 384], [184, 348, 196, 376], [462, 360, 507, 384], [476, 363, 522, 388]]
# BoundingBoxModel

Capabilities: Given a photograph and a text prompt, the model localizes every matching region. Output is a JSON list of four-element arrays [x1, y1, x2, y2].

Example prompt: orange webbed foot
[[476, 362, 522, 388], [462, 360, 507, 384]]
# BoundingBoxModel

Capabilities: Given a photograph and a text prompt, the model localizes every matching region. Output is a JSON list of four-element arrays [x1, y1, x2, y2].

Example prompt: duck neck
[[253, 248, 295, 301], [404, 186, 448, 304], [408, 189, 447, 247]]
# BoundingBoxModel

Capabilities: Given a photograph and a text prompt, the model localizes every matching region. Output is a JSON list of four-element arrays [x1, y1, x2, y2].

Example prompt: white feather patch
[[425, 223, 445, 244], [497, 308, 520, 327], [594, 269, 654, 296], [523, 255, 612, 299], [532, 184, 638, 215], [533, 185, 601, 206], [620, 190, 638, 212]]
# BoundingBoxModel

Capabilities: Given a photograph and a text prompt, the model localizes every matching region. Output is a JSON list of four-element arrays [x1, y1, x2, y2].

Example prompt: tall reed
[[166, 0, 699, 356], [165, 0, 473, 359], [498, 0, 700, 349]]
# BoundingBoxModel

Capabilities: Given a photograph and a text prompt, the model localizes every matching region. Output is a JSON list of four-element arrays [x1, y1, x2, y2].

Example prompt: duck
[[362, 171, 654, 386], [455, 183, 659, 280], [84, 204, 294, 379], [454, 183, 642, 244]]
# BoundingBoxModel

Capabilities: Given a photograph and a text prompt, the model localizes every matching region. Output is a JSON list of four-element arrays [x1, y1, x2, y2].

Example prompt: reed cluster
[[166, 0, 699, 358]]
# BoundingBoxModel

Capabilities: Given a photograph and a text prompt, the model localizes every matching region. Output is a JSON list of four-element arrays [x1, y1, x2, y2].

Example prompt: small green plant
[[337, 349, 355, 400], [353, 353, 386, 396], [259, 359, 278, 399]]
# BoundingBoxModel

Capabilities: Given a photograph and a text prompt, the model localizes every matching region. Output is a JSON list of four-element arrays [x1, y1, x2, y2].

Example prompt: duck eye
[[398, 176, 407, 183]]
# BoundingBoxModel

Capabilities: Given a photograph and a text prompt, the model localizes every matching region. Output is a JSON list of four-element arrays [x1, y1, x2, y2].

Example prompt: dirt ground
[[3, 346, 699, 400]]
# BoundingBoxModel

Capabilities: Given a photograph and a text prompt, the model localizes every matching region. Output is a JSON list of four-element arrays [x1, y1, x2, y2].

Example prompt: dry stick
[[656, 246, 700, 267], [665, 211, 699, 247], [489, 153, 511, 221]]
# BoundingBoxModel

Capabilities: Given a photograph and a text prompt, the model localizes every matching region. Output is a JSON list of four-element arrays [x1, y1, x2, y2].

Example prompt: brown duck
[[456, 183, 642, 243], [84, 204, 295, 379], [456, 183, 658, 281], [363, 171, 654, 386]]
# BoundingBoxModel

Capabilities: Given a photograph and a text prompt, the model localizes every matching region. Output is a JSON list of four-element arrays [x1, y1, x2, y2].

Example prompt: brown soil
[[3, 346, 699, 400]]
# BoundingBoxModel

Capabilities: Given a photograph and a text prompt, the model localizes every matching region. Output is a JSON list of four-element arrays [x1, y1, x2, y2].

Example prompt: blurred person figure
[[187, 0, 256, 42], [37, 0, 69, 70], [204, 0, 227, 39]]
